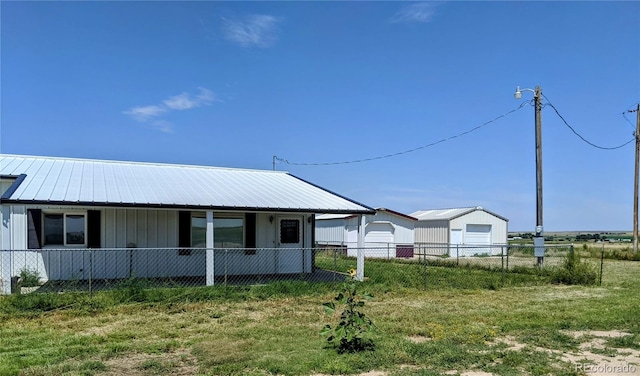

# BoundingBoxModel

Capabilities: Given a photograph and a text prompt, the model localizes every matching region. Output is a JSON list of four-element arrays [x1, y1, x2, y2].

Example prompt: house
[[0, 154, 375, 293], [315, 208, 417, 258], [411, 206, 508, 257]]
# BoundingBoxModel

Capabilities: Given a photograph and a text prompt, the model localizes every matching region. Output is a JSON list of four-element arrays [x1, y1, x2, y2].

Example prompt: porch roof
[[0, 154, 374, 214]]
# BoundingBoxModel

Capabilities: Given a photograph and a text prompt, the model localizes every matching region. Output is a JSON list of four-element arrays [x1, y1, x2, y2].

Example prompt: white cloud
[[163, 93, 199, 110], [163, 87, 215, 110], [123, 87, 217, 132], [122, 105, 167, 122], [196, 87, 215, 103], [222, 14, 280, 48], [391, 2, 439, 24]]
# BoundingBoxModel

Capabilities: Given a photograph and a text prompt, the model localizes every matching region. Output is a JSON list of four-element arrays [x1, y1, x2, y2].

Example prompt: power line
[[275, 101, 531, 167], [542, 93, 635, 150]]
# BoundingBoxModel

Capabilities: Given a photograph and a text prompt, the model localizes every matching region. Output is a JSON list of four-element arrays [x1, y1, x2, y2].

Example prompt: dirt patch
[[493, 331, 639, 376], [560, 330, 639, 375], [494, 336, 526, 351], [562, 330, 632, 339], [98, 349, 198, 376]]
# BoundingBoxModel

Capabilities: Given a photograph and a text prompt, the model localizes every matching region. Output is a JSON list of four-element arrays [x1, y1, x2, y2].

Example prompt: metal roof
[[410, 206, 508, 222], [0, 154, 374, 214], [316, 208, 416, 221]]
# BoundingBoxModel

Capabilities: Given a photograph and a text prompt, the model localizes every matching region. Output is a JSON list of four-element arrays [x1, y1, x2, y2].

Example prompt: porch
[[0, 247, 353, 294]]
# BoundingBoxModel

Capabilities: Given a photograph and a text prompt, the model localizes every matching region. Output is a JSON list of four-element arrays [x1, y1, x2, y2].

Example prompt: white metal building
[[411, 207, 508, 256], [315, 208, 417, 258], [0, 154, 375, 292]]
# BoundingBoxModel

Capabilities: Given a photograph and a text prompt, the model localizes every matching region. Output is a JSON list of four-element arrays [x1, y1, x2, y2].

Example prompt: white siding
[[450, 210, 508, 247], [315, 218, 348, 245], [2, 204, 320, 285], [318, 210, 416, 258]]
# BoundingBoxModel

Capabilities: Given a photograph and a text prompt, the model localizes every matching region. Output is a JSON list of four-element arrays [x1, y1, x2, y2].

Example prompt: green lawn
[[0, 257, 638, 375]]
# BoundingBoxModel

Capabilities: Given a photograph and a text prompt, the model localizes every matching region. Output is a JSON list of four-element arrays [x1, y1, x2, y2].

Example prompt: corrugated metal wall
[[103, 208, 178, 248], [315, 218, 347, 245], [414, 219, 449, 244]]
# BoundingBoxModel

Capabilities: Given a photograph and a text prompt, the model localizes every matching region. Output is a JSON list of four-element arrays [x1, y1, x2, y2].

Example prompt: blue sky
[[1, 1, 638, 231]]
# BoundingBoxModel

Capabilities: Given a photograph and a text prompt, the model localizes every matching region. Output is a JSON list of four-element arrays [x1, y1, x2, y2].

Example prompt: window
[[191, 215, 207, 248], [280, 219, 300, 244], [179, 213, 248, 254], [43, 213, 86, 246], [214, 217, 244, 248]]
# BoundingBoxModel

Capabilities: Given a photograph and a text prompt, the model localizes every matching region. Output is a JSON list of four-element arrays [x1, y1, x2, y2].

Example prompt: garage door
[[365, 222, 393, 242], [365, 223, 394, 258], [464, 224, 491, 256]]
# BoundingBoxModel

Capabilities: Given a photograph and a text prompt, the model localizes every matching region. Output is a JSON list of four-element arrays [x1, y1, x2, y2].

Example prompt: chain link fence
[[0, 243, 606, 295]]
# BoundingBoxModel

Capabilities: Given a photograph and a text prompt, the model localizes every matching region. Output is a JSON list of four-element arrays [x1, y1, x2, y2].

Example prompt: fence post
[[333, 247, 337, 284], [456, 244, 459, 266], [599, 243, 604, 286], [89, 248, 93, 297], [355, 215, 365, 282], [423, 244, 427, 290], [224, 248, 228, 286], [506, 245, 510, 270], [501, 246, 505, 284], [387, 243, 390, 259]]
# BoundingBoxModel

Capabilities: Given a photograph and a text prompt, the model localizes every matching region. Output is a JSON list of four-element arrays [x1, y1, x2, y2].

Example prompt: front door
[[277, 215, 304, 273]]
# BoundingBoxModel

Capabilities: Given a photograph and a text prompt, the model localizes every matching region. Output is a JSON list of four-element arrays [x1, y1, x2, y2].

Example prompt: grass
[[0, 257, 638, 375]]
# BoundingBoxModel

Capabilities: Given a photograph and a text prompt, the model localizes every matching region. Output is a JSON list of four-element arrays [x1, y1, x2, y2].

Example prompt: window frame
[[41, 211, 87, 247]]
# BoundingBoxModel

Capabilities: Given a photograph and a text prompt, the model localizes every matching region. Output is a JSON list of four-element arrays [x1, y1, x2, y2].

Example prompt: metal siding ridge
[[93, 161, 108, 204], [79, 160, 94, 203], [24, 158, 55, 201], [66, 160, 84, 203], [50, 160, 74, 201]]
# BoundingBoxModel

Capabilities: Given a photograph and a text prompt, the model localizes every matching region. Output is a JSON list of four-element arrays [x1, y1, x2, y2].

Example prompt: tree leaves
[[320, 272, 375, 353]]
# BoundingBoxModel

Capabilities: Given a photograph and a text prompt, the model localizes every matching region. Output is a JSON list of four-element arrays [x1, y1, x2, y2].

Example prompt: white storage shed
[[411, 206, 508, 257], [315, 208, 416, 258]]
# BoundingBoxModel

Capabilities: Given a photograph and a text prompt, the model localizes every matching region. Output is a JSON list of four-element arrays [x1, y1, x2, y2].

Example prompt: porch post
[[356, 214, 365, 282], [1, 206, 12, 294], [205, 210, 215, 286]]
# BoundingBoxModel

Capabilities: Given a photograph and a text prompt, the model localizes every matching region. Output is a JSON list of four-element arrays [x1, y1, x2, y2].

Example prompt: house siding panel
[[415, 220, 449, 255], [315, 219, 347, 246]]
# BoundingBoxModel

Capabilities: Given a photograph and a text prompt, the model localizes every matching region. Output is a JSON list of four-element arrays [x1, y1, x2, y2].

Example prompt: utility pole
[[514, 85, 544, 265], [534, 86, 544, 266], [634, 104, 640, 254]]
